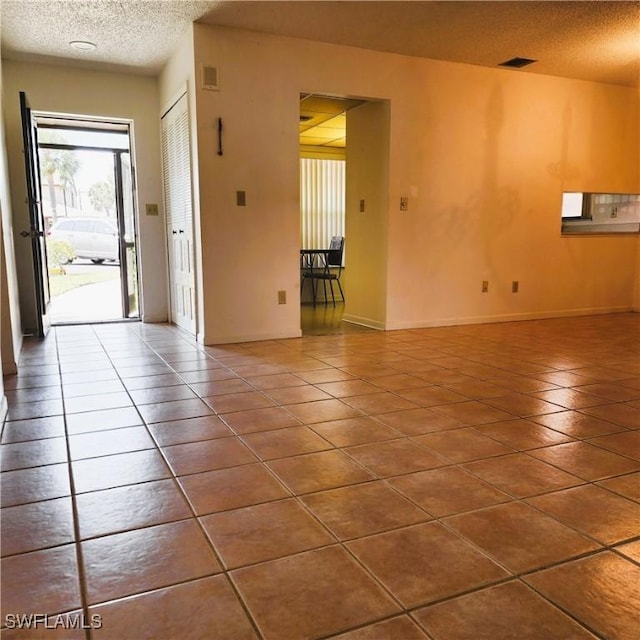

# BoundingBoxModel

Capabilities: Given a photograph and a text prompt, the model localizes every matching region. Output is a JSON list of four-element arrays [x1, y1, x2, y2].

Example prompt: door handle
[[20, 229, 43, 238]]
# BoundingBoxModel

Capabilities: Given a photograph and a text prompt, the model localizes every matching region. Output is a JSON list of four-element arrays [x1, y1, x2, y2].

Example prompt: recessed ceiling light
[[69, 40, 97, 51]]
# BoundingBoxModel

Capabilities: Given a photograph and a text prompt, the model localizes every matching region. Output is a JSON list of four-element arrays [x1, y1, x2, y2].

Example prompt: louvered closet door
[[161, 93, 196, 334]]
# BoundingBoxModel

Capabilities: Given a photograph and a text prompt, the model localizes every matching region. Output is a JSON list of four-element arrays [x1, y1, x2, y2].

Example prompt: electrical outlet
[[482, 281, 489, 293], [611, 207, 618, 218], [236, 191, 246, 206], [400, 197, 408, 211], [277, 290, 287, 304], [512, 281, 519, 293]]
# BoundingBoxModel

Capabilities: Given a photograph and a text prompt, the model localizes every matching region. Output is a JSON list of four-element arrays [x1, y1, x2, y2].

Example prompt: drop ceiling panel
[[299, 95, 361, 148], [323, 139, 347, 148]]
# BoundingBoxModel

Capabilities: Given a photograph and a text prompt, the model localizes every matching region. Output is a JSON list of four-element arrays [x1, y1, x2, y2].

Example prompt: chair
[[309, 236, 345, 307]]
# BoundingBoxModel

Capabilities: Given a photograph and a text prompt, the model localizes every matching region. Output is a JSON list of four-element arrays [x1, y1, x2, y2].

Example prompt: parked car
[[47, 218, 119, 264]]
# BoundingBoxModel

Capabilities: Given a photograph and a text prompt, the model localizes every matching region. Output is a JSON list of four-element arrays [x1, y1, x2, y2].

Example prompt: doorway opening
[[299, 94, 389, 336], [299, 94, 357, 335], [35, 117, 140, 324]]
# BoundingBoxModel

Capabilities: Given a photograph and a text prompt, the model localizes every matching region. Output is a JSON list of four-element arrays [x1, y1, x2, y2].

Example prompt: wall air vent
[[498, 57, 537, 68], [201, 65, 219, 91]]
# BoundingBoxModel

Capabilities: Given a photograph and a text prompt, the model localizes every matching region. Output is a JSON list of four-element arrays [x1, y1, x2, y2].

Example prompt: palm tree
[[38, 132, 80, 221]]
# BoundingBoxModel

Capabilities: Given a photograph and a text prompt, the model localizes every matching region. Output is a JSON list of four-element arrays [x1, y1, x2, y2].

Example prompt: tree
[[38, 132, 80, 221], [88, 176, 115, 215]]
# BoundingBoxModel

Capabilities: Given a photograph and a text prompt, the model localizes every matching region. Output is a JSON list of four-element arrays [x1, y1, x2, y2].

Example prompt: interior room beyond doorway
[[299, 94, 361, 334]]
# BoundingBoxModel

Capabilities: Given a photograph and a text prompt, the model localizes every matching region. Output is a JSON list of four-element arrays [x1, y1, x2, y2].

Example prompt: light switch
[[145, 203, 159, 216], [236, 191, 246, 206]]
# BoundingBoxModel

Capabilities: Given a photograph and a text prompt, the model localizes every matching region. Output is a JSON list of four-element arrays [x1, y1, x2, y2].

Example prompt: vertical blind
[[300, 158, 345, 250]]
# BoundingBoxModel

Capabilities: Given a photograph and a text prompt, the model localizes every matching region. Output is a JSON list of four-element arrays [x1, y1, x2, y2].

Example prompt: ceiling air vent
[[498, 57, 537, 69], [201, 65, 219, 91]]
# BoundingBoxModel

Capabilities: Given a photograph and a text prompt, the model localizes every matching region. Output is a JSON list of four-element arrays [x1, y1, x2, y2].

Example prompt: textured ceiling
[[1, 1, 638, 86], [0, 0, 220, 74], [201, 1, 640, 87]]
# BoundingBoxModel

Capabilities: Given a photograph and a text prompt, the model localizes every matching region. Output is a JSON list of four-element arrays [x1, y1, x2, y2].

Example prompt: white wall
[[386, 68, 639, 328], [159, 27, 205, 339], [0, 56, 22, 377], [345, 100, 390, 329], [635, 241, 640, 312], [192, 25, 303, 344], [190, 24, 638, 343], [2, 61, 168, 330], [0, 216, 6, 424], [635, 85, 640, 313]]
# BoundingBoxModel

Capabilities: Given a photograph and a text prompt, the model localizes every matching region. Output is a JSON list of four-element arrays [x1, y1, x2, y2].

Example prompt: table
[[300, 249, 330, 305], [300, 248, 329, 271]]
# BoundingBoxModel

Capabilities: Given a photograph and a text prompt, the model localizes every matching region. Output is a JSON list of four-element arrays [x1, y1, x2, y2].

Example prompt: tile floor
[[1, 313, 639, 640]]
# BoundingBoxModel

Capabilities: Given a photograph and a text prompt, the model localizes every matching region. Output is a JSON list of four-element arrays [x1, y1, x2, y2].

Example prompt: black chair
[[309, 236, 345, 307]]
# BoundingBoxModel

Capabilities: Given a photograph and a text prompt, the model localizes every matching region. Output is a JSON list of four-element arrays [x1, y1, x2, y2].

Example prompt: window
[[560, 192, 585, 218], [300, 158, 345, 250], [561, 192, 640, 234]]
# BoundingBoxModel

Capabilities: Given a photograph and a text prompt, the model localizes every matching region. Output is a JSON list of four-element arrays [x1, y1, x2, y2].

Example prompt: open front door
[[114, 150, 140, 318], [19, 91, 51, 337]]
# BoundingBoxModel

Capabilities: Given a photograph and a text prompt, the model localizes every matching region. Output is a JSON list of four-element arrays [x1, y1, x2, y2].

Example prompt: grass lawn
[[49, 271, 119, 298]]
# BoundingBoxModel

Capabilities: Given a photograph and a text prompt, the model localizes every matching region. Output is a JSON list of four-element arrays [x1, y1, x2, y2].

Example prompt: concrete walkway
[[49, 278, 123, 323]]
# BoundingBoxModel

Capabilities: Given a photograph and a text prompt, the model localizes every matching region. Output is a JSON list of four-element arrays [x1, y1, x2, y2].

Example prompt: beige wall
[[635, 85, 640, 313], [159, 27, 205, 339], [191, 24, 638, 342], [635, 242, 640, 312], [344, 100, 390, 329], [2, 61, 168, 330], [192, 26, 303, 343], [0, 57, 22, 378], [0, 221, 6, 423], [386, 64, 639, 328]]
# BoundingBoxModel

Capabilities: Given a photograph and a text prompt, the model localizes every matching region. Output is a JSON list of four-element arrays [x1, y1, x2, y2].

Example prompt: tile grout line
[[94, 325, 269, 640], [3, 315, 638, 639], [57, 326, 93, 640]]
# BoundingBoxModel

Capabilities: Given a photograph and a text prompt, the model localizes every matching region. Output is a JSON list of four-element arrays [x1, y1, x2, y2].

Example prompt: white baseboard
[[141, 314, 170, 323], [0, 394, 8, 426], [385, 306, 634, 331], [342, 314, 386, 330], [156, 305, 637, 346], [203, 328, 303, 345]]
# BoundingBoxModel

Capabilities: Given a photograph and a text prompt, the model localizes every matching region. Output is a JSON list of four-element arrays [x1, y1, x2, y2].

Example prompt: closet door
[[161, 93, 196, 334]]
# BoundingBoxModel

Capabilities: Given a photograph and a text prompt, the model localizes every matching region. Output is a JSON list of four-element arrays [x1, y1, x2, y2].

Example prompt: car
[[47, 218, 119, 264]]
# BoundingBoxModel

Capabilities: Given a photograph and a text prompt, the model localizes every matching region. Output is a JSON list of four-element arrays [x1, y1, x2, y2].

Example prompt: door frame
[[19, 91, 51, 337], [113, 149, 139, 318], [32, 116, 141, 324]]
